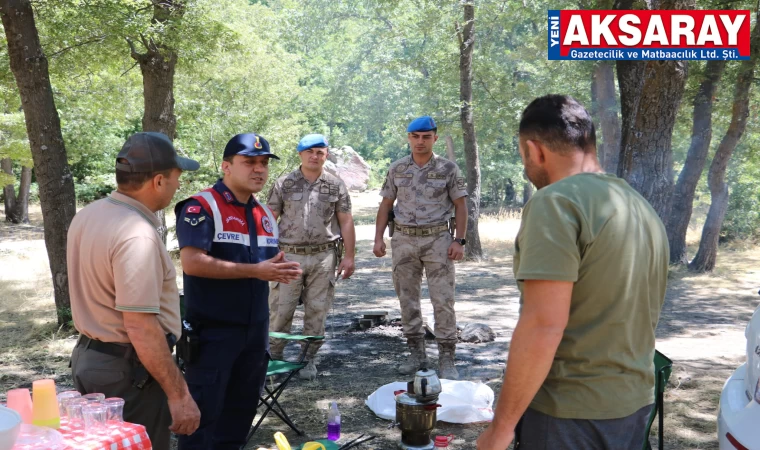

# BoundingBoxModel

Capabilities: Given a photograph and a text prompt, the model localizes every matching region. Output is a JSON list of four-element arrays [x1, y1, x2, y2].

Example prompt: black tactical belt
[[280, 241, 337, 255], [76, 333, 175, 357], [395, 223, 449, 236], [76, 335, 133, 358]]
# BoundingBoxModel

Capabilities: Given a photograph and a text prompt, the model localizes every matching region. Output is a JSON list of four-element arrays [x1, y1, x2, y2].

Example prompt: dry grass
[[1, 196, 759, 449]]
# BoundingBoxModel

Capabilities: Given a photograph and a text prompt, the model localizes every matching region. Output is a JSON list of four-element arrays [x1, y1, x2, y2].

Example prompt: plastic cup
[[104, 397, 125, 422], [32, 379, 60, 429], [82, 392, 105, 403], [64, 397, 88, 427], [82, 403, 107, 434], [6, 388, 33, 424], [57, 391, 81, 417]]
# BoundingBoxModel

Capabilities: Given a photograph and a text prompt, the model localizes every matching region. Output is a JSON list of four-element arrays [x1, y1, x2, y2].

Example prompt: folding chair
[[642, 350, 673, 450], [242, 331, 324, 447]]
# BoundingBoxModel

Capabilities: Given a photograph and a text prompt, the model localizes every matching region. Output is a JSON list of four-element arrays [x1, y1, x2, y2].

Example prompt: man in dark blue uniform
[[175, 133, 302, 450]]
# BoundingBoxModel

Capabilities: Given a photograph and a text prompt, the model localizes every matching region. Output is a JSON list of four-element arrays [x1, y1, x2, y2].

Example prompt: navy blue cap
[[297, 134, 329, 152], [116, 132, 199, 173], [223, 133, 280, 160], [407, 116, 437, 133]]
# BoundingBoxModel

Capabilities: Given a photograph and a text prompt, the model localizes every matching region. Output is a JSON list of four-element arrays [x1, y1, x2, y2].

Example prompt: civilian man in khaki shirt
[[267, 134, 356, 380], [68, 132, 201, 450]]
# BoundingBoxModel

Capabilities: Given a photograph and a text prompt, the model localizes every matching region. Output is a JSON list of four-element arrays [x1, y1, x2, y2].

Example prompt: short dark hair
[[115, 158, 172, 191], [519, 95, 596, 154]]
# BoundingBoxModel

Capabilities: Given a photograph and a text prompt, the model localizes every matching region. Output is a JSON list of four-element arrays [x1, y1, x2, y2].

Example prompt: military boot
[[438, 342, 460, 380], [398, 336, 428, 375]]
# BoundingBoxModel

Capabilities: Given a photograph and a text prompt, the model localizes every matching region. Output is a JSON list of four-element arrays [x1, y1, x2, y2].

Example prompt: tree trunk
[[0, 0, 77, 325], [614, 0, 692, 224], [444, 135, 456, 161], [128, 0, 184, 245], [690, 17, 759, 273], [3, 159, 32, 224], [458, 1, 482, 260], [616, 58, 688, 223], [592, 62, 620, 174], [2, 157, 16, 218], [667, 60, 726, 264], [503, 179, 515, 206], [522, 174, 533, 205]]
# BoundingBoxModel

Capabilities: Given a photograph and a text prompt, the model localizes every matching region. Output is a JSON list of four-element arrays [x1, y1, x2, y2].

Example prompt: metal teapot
[[412, 368, 442, 402]]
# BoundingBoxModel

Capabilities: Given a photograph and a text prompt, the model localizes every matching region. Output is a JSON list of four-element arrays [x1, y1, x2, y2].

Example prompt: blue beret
[[223, 133, 279, 159], [297, 134, 329, 152], [407, 116, 437, 133]]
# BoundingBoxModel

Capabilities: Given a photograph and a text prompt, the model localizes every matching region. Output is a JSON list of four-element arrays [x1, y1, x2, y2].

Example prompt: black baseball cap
[[115, 132, 200, 173], [223, 133, 280, 160]]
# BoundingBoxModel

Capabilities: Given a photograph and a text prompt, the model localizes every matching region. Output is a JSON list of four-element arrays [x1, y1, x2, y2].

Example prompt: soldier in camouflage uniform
[[373, 116, 468, 380], [267, 134, 356, 380]]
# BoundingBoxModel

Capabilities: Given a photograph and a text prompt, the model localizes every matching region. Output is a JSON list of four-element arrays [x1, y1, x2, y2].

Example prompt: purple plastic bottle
[[327, 401, 341, 441]]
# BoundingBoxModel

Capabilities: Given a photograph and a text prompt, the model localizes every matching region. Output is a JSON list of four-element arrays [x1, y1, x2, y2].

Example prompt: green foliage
[[0, 0, 756, 242], [723, 130, 760, 242]]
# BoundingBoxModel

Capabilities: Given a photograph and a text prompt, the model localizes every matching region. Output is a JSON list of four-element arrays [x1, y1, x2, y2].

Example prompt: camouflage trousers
[[391, 230, 457, 343], [269, 250, 336, 358]]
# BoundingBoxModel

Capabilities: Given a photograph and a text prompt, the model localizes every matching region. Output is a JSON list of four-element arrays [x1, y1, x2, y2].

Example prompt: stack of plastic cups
[[57, 390, 81, 418], [64, 397, 88, 429], [6, 388, 33, 424], [32, 379, 60, 429], [82, 393, 105, 403], [83, 402, 108, 435], [104, 398, 125, 423]]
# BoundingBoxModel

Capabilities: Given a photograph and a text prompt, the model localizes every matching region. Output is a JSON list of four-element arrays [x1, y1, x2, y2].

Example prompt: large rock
[[323, 146, 371, 192], [460, 323, 496, 343]]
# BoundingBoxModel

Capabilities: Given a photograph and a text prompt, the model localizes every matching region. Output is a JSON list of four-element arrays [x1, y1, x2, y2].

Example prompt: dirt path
[[1, 196, 759, 449]]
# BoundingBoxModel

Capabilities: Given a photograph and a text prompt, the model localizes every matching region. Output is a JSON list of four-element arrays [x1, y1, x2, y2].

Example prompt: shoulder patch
[[456, 177, 466, 190], [186, 205, 201, 214], [184, 216, 206, 226]]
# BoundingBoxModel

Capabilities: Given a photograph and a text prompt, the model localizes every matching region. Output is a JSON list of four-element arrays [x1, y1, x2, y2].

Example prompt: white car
[[718, 292, 760, 450]]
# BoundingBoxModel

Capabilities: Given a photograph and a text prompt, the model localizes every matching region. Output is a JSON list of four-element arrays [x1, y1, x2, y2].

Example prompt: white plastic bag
[[364, 379, 494, 424]]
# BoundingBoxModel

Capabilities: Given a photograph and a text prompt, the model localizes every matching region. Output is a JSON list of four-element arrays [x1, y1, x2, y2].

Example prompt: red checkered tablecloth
[[60, 418, 152, 450], [13, 418, 152, 450]]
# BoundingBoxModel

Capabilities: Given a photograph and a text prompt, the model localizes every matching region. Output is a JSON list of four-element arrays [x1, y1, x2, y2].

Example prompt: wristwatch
[[455, 238, 466, 246]]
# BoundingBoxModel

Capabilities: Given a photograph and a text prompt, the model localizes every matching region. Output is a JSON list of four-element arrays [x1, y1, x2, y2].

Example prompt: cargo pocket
[[184, 368, 218, 414], [327, 278, 336, 306]]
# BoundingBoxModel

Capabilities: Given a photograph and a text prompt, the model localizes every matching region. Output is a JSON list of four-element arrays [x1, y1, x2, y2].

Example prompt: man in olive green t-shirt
[[477, 95, 669, 450]]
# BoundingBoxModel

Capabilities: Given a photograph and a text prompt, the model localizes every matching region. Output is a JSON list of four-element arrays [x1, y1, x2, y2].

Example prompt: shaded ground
[[1, 195, 759, 449]]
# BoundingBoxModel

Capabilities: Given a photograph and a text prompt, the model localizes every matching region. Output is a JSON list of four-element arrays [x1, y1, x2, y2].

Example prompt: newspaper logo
[[548, 10, 751, 60]]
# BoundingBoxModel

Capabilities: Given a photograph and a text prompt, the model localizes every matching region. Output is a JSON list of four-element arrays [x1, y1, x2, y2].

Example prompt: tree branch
[[47, 35, 107, 59], [125, 37, 142, 61], [120, 62, 139, 77]]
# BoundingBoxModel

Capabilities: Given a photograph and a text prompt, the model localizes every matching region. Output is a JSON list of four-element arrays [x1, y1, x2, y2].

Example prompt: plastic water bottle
[[327, 401, 341, 441]]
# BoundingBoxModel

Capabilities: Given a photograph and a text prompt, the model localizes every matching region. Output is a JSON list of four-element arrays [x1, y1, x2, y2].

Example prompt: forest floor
[[1, 191, 759, 449]]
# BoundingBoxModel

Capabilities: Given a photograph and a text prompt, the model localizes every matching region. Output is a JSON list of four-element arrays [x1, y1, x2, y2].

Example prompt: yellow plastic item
[[301, 443, 326, 450], [274, 432, 292, 450]]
